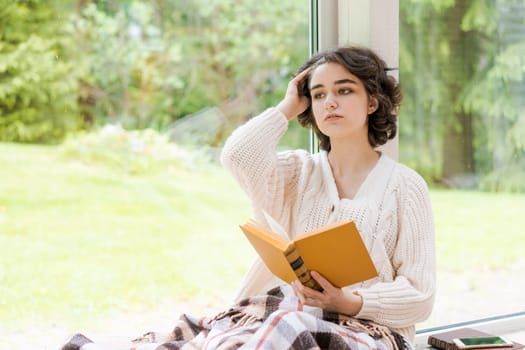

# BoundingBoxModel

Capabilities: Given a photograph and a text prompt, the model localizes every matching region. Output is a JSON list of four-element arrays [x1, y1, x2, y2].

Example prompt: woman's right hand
[[276, 68, 312, 120]]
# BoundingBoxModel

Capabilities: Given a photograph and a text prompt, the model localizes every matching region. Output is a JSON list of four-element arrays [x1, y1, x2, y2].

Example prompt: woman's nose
[[324, 96, 337, 111]]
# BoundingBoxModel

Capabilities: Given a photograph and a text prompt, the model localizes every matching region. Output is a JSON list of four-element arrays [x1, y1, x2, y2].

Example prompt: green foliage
[[279, 119, 310, 151], [399, 0, 452, 180], [0, 0, 80, 143], [68, 0, 308, 137], [69, 2, 185, 129], [400, 0, 525, 192], [0, 0, 308, 145], [60, 125, 211, 175], [3, 0, 522, 191], [161, 0, 309, 140], [479, 164, 525, 193]]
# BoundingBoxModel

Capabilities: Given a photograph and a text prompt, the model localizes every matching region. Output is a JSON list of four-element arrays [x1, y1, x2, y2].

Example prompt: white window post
[[310, 0, 399, 160]]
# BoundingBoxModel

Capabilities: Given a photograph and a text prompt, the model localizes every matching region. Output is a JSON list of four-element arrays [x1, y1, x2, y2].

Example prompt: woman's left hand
[[291, 271, 363, 316]]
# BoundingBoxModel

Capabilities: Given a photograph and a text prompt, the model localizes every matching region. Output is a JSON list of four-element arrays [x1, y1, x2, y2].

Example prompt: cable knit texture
[[220, 107, 436, 343]]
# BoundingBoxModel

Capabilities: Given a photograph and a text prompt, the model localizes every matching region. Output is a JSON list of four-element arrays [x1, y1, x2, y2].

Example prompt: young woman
[[62, 46, 435, 350], [218, 46, 436, 349]]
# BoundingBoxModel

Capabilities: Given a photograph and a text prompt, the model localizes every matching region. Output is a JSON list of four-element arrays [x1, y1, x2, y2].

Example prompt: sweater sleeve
[[354, 169, 436, 330], [220, 108, 306, 227]]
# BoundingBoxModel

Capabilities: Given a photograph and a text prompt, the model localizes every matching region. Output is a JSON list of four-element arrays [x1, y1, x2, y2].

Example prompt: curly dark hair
[[296, 46, 402, 151]]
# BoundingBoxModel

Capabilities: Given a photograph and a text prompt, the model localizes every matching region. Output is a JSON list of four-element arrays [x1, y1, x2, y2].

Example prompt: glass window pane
[[0, 1, 309, 348], [399, 0, 525, 328]]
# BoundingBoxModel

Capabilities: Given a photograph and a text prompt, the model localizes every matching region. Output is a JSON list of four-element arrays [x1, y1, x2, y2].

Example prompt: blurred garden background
[[1, 0, 524, 348]]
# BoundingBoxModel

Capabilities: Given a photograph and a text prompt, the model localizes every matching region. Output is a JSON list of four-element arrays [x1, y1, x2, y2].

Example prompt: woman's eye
[[339, 88, 352, 95], [312, 92, 325, 99]]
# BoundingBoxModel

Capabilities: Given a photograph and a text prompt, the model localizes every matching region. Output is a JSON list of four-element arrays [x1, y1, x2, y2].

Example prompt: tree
[[70, 0, 309, 142], [461, 0, 525, 191], [399, 0, 525, 192], [440, 0, 478, 186], [0, 0, 80, 143], [0, 0, 309, 147], [156, 0, 309, 144]]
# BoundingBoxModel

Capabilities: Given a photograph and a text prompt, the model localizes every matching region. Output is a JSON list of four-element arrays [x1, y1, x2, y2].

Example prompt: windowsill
[[415, 312, 525, 349]]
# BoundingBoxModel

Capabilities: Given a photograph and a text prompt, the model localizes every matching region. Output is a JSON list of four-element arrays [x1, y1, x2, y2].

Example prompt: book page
[[262, 210, 289, 241]]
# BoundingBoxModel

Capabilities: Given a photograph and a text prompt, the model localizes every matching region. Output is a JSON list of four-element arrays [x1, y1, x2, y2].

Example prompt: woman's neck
[[327, 141, 379, 177], [327, 140, 380, 199]]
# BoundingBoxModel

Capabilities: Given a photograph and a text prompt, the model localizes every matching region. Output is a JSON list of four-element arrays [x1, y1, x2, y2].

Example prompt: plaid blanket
[[61, 286, 408, 350]]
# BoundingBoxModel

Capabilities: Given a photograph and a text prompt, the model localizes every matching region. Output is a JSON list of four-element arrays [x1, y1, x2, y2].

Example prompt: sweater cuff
[[354, 289, 382, 320], [252, 107, 289, 145], [264, 107, 289, 130]]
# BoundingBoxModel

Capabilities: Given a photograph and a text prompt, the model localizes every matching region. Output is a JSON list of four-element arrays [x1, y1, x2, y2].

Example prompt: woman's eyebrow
[[334, 78, 358, 85], [310, 78, 358, 91]]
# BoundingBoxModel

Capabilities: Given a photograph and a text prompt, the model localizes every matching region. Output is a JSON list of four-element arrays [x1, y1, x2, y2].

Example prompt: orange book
[[239, 215, 378, 291]]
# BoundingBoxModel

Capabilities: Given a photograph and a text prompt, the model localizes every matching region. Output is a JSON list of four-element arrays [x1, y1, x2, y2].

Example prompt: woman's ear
[[368, 96, 378, 114]]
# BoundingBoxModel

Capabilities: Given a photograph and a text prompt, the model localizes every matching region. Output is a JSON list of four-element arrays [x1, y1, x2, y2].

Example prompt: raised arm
[[220, 70, 312, 221]]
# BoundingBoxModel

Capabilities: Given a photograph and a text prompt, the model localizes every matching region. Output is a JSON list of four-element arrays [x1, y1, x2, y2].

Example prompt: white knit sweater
[[220, 107, 436, 342]]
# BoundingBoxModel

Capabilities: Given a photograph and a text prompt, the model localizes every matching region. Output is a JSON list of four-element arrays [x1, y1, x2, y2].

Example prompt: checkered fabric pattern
[[62, 286, 408, 350]]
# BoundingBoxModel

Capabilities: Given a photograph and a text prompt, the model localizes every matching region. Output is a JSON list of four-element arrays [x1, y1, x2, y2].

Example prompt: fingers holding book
[[291, 271, 363, 316], [291, 271, 335, 308]]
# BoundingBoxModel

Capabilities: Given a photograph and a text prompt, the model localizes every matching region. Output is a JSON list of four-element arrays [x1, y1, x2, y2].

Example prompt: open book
[[239, 213, 378, 291]]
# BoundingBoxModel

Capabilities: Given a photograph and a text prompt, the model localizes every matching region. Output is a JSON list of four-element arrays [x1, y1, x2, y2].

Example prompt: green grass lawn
[[431, 189, 525, 271], [1, 142, 524, 330], [0, 142, 254, 328]]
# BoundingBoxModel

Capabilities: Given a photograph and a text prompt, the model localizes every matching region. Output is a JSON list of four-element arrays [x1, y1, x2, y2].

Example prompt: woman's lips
[[324, 114, 343, 121]]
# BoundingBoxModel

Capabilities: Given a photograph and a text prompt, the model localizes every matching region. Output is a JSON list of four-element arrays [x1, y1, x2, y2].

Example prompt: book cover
[[427, 327, 524, 350], [239, 216, 378, 291]]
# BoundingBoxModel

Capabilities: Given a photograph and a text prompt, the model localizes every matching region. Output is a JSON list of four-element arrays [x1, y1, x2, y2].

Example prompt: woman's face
[[309, 62, 376, 143]]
